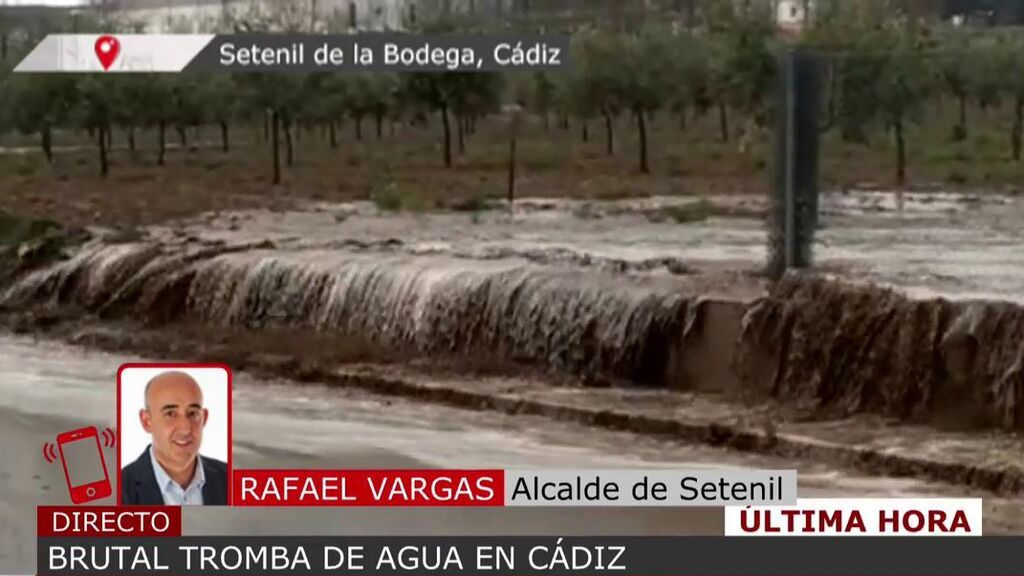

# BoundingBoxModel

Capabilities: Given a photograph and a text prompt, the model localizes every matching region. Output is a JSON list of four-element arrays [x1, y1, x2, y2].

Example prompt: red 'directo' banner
[[233, 469, 504, 506], [37, 506, 182, 537]]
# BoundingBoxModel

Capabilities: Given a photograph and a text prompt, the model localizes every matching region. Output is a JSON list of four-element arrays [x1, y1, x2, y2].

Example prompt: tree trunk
[[894, 116, 906, 188], [457, 113, 466, 155], [678, 107, 687, 130], [1012, 97, 1023, 162], [177, 126, 187, 148], [329, 121, 337, 148], [561, 114, 570, 131], [508, 133, 517, 209], [604, 113, 614, 156], [376, 111, 383, 139], [263, 112, 270, 143], [41, 124, 53, 164], [582, 121, 589, 143], [826, 62, 837, 124], [271, 109, 281, 185], [718, 101, 729, 142], [953, 93, 968, 141], [636, 107, 649, 173], [543, 113, 550, 131], [158, 121, 166, 166], [441, 104, 452, 168], [127, 126, 136, 152], [106, 127, 113, 150], [0, 34, 7, 61], [355, 115, 363, 140], [220, 120, 229, 153], [98, 125, 109, 177], [283, 115, 294, 166]]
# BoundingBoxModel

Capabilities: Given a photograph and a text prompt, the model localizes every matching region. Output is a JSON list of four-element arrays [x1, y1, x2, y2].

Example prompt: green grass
[[0, 213, 62, 246], [0, 212, 85, 280], [656, 199, 766, 224], [371, 181, 431, 212], [448, 194, 492, 212], [663, 199, 714, 223]]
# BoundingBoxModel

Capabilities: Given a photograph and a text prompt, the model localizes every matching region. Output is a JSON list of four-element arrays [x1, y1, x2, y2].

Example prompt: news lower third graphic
[[13, 34, 570, 74], [28, 361, 1014, 576], [43, 426, 115, 505]]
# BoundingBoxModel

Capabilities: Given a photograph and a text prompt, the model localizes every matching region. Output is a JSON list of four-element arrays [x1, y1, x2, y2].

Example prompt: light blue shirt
[[148, 445, 205, 505]]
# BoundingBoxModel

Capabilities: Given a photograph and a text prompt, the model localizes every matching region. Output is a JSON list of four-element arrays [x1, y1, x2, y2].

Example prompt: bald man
[[121, 371, 228, 505]]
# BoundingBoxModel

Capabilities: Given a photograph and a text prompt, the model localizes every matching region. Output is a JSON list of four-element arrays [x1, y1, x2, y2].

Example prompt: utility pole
[[769, 48, 821, 279]]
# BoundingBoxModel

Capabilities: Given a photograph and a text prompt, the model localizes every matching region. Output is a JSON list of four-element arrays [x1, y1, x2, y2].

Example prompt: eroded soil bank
[[738, 275, 1024, 431]]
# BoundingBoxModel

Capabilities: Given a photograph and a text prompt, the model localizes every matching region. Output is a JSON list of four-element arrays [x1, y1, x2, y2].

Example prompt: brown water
[[6, 190, 1021, 389], [4, 190, 1024, 573], [143, 190, 1024, 302]]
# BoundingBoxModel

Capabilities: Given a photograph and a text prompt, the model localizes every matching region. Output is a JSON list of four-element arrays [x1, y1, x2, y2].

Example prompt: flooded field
[[3, 189, 1023, 426], [143, 189, 1024, 302]]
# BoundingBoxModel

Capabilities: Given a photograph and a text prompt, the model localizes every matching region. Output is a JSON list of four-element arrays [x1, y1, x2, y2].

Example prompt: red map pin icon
[[94, 35, 120, 71]]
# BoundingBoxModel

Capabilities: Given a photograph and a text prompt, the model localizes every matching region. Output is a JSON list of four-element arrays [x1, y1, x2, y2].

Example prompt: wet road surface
[[2, 334, 1021, 572]]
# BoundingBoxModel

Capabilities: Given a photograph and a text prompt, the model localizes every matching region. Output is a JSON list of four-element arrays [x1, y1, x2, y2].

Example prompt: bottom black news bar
[[39, 536, 1024, 576]]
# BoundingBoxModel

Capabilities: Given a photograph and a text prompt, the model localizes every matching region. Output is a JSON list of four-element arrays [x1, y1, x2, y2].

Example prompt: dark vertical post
[[271, 109, 281, 185], [98, 125, 109, 177], [158, 120, 166, 166], [769, 48, 821, 279], [508, 106, 521, 212]]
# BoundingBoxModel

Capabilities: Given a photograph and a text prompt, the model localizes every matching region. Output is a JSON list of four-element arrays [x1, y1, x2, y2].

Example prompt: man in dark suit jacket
[[121, 444, 228, 505], [121, 371, 228, 505]]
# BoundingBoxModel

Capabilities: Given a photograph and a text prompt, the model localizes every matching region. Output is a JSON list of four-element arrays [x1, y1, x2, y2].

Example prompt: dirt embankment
[[1, 241, 708, 388], [737, 275, 1024, 431], [2, 218, 1024, 435]]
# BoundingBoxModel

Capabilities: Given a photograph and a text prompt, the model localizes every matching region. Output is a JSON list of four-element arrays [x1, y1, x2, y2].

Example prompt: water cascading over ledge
[[0, 242, 711, 386], [5, 240, 1024, 432]]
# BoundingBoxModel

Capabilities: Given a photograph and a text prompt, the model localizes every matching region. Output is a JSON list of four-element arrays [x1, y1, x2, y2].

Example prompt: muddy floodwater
[[4, 190, 1024, 570], [147, 190, 1024, 302]]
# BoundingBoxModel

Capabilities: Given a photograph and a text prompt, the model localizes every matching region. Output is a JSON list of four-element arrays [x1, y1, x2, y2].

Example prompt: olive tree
[[3, 75, 78, 163], [620, 25, 683, 173], [871, 21, 937, 186]]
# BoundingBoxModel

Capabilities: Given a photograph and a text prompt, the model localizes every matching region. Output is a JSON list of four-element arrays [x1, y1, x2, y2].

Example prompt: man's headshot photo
[[118, 364, 231, 506]]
